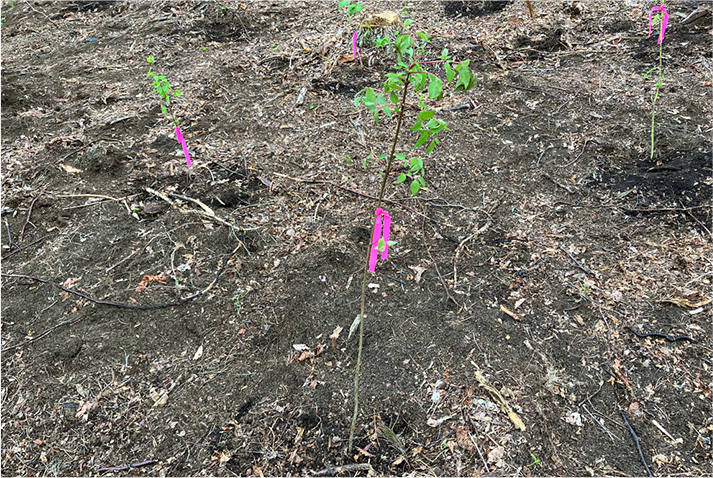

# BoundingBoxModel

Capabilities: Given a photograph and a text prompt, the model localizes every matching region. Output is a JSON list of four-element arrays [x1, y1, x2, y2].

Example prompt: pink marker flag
[[175, 126, 192, 166], [352, 31, 361, 60], [368, 208, 391, 272], [648, 5, 668, 44]]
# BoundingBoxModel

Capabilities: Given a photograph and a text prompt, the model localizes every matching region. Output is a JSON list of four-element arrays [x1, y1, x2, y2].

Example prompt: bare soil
[[1, 1, 712, 476]]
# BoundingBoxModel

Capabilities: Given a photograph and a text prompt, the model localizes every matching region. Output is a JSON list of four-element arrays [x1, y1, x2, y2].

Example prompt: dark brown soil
[[2, 1, 712, 476]]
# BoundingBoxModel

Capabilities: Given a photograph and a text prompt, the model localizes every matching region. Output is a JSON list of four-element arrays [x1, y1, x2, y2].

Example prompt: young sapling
[[347, 20, 477, 451], [645, 5, 668, 159]]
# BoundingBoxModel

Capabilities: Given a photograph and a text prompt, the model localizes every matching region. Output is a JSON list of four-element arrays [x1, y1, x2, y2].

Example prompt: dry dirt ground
[[1, 1, 712, 476]]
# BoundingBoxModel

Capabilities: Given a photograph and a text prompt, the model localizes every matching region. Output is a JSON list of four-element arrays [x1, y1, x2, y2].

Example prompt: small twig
[[272, 173, 429, 220], [146, 188, 255, 244], [678, 199, 711, 237], [505, 82, 565, 101], [622, 204, 709, 212], [577, 380, 604, 407], [20, 191, 43, 241], [25, 1, 60, 28], [1, 243, 243, 351], [464, 410, 490, 473], [313, 464, 373, 476], [1, 233, 57, 260], [425, 242, 459, 309], [582, 404, 616, 442], [453, 221, 490, 288], [4, 220, 21, 251], [1, 317, 83, 353], [620, 411, 653, 477], [561, 138, 589, 167], [98, 459, 157, 473], [542, 173, 574, 194], [558, 245, 593, 275]]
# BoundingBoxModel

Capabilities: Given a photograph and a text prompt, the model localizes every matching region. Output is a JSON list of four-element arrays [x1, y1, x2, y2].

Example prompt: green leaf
[[418, 110, 434, 122], [440, 48, 449, 61], [161, 105, 167, 114], [373, 109, 379, 123], [409, 157, 423, 172], [410, 180, 420, 196], [428, 76, 443, 100], [396, 173, 407, 184], [147, 56, 155, 63], [416, 31, 431, 43], [417, 176, 426, 186], [175, 89, 181, 97], [426, 139, 436, 154], [383, 106, 392, 117], [376, 93, 387, 106], [413, 71, 428, 91], [445, 62, 456, 82], [414, 132, 429, 148], [376, 237, 385, 252], [365, 88, 376, 104], [404, 19, 414, 28], [390, 92, 399, 104], [395, 153, 406, 161], [455, 66, 471, 92], [338, 0, 350, 9]]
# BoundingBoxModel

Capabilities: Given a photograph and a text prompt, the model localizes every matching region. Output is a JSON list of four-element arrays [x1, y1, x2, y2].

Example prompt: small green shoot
[[528, 453, 542, 468], [146, 56, 182, 127], [338, 0, 363, 18]]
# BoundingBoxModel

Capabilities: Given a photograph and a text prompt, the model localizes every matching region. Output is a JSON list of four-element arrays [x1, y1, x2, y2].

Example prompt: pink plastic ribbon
[[368, 208, 391, 272], [175, 126, 192, 166], [352, 31, 361, 60], [648, 5, 668, 44]]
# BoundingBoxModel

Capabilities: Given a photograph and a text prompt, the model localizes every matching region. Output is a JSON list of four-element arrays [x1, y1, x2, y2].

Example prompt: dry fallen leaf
[[62, 165, 83, 174], [409, 265, 426, 283], [330, 326, 343, 351], [487, 446, 506, 467], [659, 298, 711, 308], [361, 11, 399, 27], [455, 427, 475, 450], [75, 401, 98, 421]]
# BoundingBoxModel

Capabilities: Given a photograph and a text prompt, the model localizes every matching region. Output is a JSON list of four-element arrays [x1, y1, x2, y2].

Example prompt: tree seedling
[[347, 20, 477, 451], [338, 0, 364, 19], [147, 56, 181, 127], [645, 5, 668, 159]]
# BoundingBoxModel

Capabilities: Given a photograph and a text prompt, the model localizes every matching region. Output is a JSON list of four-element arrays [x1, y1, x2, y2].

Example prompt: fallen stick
[[313, 463, 373, 476], [98, 459, 156, 473], [1, 243, 243, 351], [558, 245, 593, 275], [620, 411, 653, 477], [20, 191, 43, 241]]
